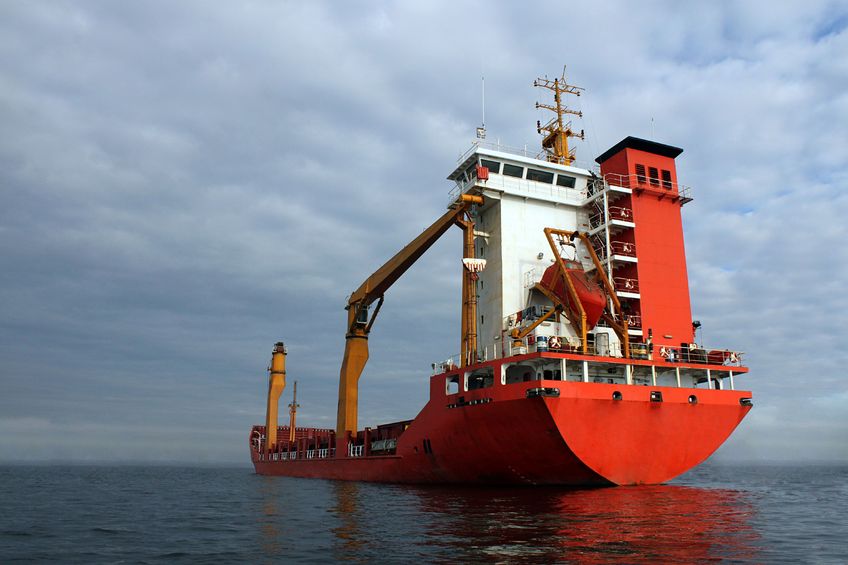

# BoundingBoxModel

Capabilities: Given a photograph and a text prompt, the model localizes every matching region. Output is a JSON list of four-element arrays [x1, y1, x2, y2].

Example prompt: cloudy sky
[[2, 1, 846, 465]]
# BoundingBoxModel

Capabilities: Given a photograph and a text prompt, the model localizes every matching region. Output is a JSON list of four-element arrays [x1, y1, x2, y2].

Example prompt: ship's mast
[[288, 381, 299, 443], [534, 67, 585, 166]]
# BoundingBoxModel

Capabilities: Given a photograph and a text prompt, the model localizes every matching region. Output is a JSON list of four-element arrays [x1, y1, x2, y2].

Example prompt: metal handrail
[[625, 314, 642, 328], [456, 140, 598, 171], [614, 277, 640, 293], [610, 241, 637, 257], [603, 173, 693, 201], [655, 345, 743, 366], [589, 205, 634, 229], [431, 337, 745, 372], [449, 174, 587, 207], [609, 206, 633, 221]]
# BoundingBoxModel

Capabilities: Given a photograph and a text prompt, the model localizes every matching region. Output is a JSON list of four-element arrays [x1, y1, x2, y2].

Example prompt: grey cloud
[[1, 0, 847, 464]]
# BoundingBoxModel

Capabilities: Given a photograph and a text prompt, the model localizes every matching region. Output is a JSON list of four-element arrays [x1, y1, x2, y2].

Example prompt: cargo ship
[[249, 71, 752, 485]]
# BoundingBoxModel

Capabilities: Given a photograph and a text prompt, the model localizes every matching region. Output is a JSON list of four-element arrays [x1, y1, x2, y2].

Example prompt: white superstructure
[[447, 142, 621, 360]]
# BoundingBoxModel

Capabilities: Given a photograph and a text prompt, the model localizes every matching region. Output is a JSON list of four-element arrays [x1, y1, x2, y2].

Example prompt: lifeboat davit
[[539, 260, 606, 329]]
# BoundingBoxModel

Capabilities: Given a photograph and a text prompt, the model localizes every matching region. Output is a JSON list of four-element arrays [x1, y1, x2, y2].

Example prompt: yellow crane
[[265, 342, 286, 453], [263, 194, 484, 452], [336, 193, 484, 437]]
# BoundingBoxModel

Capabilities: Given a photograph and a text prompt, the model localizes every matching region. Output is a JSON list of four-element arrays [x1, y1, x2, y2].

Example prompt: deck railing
[[449, 174, 587, 207], [431, 339, 744, 375], [590, 205, 634, 229], [595, 241, 637, 259], [610, 241, 637, 257], [603, 173, 693, 202], [455, 140, 598, 172], [256, 447, 338, 462], [614, 277, 640, 293]]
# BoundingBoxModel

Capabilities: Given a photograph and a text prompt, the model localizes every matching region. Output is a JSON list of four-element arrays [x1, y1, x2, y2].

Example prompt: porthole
[[612, 391, 623, 401], [688, 395, 698, 404]]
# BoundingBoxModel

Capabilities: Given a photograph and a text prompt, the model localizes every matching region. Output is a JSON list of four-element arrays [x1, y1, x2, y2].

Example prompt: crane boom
[[347, 196, 478, 311], [337, 194, 483, 438]]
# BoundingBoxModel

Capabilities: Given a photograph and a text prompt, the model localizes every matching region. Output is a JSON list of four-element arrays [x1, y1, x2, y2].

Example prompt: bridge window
[[502, 163, 524, 178], [661, 169, 672, 189], [556, 174, 576, 188], [527, 169, 554, 183], [481, 159, 501, 174]]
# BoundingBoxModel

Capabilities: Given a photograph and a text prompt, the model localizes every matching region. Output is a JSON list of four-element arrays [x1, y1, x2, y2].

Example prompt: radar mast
[[288, 381, 299, 443], [534, 67, 585, 166]]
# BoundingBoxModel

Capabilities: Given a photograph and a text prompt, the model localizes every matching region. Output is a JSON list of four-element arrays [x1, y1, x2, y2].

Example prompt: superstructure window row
[[479, 159, 576, 188]]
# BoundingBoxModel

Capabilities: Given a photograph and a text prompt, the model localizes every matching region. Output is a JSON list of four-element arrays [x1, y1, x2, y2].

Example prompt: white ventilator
[[462, 258, 487, 273]]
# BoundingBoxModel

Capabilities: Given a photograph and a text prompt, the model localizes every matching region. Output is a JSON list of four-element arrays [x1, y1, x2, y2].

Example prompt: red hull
[[252, 376, 751, 486]]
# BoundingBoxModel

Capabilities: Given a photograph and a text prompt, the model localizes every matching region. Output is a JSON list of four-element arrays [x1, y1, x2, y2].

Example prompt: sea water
[[1, 463, 845, 563]]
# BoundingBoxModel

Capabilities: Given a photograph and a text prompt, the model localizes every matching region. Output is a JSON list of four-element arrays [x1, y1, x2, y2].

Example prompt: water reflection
[[330, 481, 366, 555], [410, 484, 760, 563], [258, 476, 284, 555], [314, 478, 760, 563]]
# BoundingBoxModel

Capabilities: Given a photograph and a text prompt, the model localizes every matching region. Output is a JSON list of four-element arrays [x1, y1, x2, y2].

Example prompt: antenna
[[534, 66, 585, 165], [476, 76, 487, 140], [482, 76, 485, 127]]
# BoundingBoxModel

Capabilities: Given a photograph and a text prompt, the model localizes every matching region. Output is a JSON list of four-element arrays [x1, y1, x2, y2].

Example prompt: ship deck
[[251, 351, 751, 485]]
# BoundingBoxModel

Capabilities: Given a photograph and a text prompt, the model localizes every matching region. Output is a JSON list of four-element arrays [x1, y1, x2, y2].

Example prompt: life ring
[[549, 336, 561, 350], [659, 346, 669, 359], [729, 352, 739, 364]]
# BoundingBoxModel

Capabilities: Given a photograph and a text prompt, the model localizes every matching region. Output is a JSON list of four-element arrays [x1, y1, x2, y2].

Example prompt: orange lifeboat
[[539, 260, 606, 329]]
